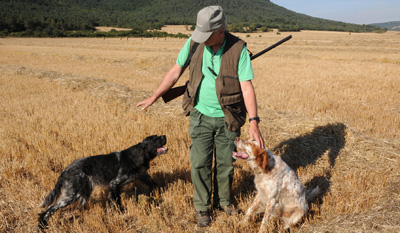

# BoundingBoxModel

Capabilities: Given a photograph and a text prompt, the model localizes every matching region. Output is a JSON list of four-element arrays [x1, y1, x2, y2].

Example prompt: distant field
[[1, 28, 399, 232], [95, 26, 134, 32]]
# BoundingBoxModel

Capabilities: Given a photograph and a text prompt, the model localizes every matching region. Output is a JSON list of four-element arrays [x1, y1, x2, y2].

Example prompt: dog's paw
[[37, 220, 48, 232]]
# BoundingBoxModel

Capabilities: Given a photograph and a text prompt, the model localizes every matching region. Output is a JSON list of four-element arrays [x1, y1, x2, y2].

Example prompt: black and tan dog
[[38, 135, 168, 229]]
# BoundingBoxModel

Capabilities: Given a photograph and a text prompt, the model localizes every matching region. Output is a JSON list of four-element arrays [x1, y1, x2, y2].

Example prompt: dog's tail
[[39, 173, 64, 208], [306, 186, 320, 202]]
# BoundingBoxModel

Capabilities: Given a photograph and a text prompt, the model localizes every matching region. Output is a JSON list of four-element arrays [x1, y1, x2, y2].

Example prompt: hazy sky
[[271, 0, 400, 24]]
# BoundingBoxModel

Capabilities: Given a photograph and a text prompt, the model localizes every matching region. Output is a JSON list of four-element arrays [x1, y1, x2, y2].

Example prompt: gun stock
[[161, 82, 188, 103], [161, 35, 292, 103]]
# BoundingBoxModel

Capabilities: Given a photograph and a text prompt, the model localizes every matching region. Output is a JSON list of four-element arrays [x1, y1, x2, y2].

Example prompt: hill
[[371, 21, 400, 31], [0, 0, 384, 37]]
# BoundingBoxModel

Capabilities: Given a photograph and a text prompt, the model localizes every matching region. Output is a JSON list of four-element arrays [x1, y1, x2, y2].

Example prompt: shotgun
[[161, 35, 292, 103]]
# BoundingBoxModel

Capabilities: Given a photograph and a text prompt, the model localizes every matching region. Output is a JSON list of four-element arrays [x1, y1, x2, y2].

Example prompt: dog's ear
[[255, 148, 269, 173]]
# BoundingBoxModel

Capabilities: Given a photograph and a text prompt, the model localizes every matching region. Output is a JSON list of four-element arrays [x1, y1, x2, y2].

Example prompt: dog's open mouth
[[232, 151, 249, 159], [157, 147, 168, 155]]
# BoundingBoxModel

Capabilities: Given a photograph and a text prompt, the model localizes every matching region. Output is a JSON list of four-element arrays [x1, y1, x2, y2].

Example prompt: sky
[[271, 0, 400, 25]]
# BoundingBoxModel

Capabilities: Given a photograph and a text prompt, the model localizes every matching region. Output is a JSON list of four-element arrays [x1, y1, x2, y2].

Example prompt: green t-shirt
[[176, 37, 254, 117]]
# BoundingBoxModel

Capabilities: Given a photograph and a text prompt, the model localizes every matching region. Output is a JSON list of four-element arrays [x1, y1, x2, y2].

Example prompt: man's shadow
[[274, 123, 346, 197], [233, 123, 347, 205], [275, 123, 346, 170]]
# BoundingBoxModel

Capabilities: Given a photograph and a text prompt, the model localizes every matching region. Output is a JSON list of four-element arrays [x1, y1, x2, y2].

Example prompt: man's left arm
[[238, 44, 264, 148], [240, 80, 264, 149]]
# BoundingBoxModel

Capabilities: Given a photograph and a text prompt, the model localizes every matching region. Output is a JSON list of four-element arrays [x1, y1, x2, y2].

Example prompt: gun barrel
[[250, 35, 292, 60]]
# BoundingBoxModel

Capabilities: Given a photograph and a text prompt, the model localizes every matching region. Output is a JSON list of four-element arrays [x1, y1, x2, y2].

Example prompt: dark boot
[[195, 210, 211, 227]]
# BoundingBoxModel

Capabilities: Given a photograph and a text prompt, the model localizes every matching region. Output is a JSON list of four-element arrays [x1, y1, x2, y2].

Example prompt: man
[[137, 5, 264, 227]]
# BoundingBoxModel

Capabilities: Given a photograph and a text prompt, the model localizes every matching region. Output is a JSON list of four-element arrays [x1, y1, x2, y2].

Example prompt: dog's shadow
[[233, 123, 347, 207]]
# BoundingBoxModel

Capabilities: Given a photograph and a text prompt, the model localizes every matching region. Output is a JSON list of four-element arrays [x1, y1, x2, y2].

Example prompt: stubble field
[[1, 27, 399, 232]]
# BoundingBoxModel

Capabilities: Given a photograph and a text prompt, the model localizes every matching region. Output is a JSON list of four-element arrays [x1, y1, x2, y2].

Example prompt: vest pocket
[[220, 75, 241, 95], [220, 93, 242, 106], [220, 93, 246, 131], [222, 75, 238, 85]]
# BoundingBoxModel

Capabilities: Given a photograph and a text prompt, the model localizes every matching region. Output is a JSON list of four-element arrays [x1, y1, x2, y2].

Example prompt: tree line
[[0, 0, 385, 37]]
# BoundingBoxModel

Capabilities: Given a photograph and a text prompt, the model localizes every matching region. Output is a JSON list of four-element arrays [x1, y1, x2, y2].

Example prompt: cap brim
[[191, 28, 213, 43]]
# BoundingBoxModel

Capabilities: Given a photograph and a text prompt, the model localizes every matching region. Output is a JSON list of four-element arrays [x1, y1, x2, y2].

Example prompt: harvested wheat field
[[1, 27, 399, 232]]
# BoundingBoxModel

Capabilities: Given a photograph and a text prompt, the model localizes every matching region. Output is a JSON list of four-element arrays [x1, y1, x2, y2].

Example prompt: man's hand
[[136, 96, 157, 110], [249, 121, 264, 149]]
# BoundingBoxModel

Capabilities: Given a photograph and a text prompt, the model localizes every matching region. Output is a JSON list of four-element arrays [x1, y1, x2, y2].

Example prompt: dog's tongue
[[157, 147, 168, 155], [233, 151, 249, 159]]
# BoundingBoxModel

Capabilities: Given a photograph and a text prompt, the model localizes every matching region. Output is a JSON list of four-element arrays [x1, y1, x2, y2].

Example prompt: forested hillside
[[0, 0, 384, 37], [371, 21, 400, 31]]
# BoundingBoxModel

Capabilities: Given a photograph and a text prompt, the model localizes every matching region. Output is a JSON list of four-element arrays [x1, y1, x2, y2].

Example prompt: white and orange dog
[[233, 138, 319, 231]]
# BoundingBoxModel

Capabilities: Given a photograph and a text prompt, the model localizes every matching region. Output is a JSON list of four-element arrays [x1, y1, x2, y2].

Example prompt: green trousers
[[189, 109, 241, 211]]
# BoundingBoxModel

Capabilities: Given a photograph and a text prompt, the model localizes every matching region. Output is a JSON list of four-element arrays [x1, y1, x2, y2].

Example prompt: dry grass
[[0, 27, 399, 232]]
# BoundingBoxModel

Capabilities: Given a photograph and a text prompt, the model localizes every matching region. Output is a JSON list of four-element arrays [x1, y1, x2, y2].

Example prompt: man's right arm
[[136, 38, 191, 110], [136, 63, 183, 110]]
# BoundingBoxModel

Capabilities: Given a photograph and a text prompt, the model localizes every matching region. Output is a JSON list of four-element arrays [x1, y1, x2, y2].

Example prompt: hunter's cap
[[192, 5, 226, 43]]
